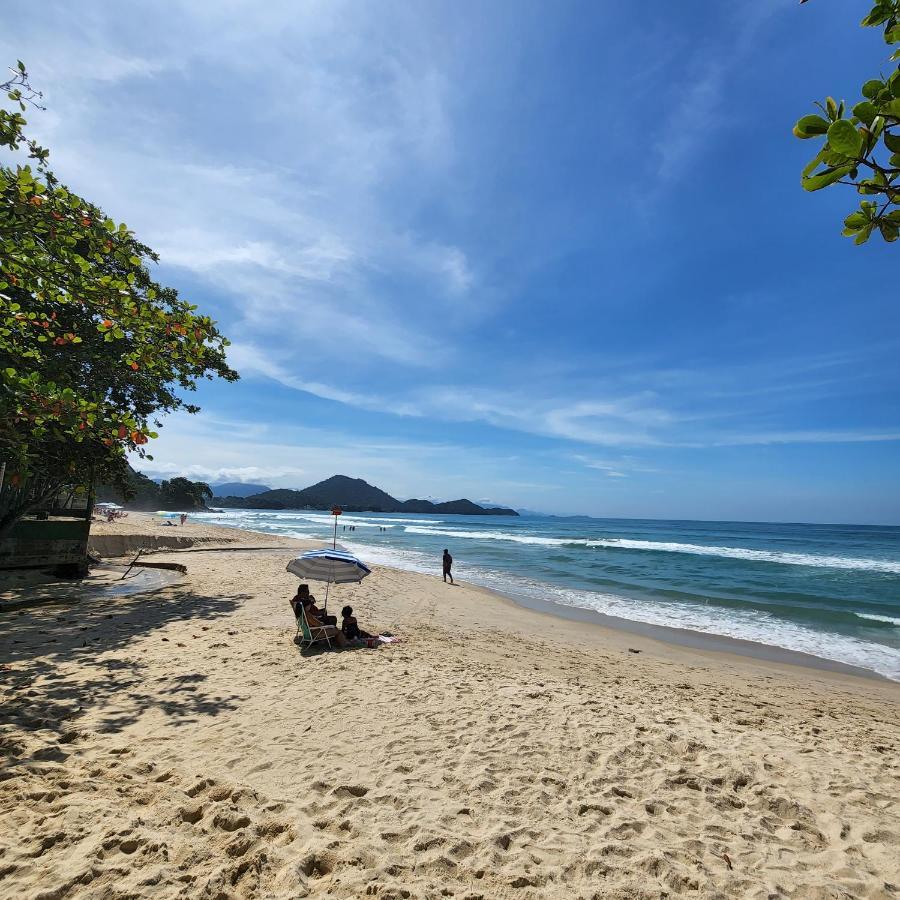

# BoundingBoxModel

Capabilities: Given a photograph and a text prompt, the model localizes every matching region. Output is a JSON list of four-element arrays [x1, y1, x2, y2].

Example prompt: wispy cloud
[[652, 3, 782, 182], [3, 2, 479, 374]]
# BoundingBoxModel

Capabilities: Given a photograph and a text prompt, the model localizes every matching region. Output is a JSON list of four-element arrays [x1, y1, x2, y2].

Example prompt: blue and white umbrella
[[286, 548, 372, 611], [286, 549, 372, 584]]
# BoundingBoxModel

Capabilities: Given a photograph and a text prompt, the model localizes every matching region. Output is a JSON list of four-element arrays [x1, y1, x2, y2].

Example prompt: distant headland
[[211, 474, 518, 517]]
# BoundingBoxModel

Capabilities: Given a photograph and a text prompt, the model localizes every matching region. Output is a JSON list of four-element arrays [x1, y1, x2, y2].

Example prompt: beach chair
[[293, 601, 333, 650]]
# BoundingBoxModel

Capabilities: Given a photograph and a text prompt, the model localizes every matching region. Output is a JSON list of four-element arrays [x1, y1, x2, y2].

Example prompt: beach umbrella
[[286, 548, 372, 611]]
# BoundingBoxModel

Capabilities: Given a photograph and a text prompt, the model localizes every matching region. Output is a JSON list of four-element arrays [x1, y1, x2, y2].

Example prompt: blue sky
[[7, 1, 900, 522]]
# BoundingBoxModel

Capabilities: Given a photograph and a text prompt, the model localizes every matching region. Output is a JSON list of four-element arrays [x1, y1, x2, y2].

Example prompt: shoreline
[[172, 514, 898, 684], [481, 581, 893, 683]]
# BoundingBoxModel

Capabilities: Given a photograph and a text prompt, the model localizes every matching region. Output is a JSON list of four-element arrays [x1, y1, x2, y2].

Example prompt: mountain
[[209, 481, 271, 498], [212, 475, 518, 516]]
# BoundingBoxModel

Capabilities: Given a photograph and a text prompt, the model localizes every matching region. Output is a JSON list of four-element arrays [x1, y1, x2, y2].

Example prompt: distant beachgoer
[[442, 549, 454, 584], [302, 597, 346, 648], [180, 513, 187, 526], [341, 605, 372, 641]]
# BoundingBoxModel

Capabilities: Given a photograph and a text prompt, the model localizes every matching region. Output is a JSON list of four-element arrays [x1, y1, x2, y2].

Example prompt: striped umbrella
[[286, 549, 372, 611]]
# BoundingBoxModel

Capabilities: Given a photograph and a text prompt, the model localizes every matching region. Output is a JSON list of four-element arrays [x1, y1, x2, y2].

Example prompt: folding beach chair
[[293, 601, 333, 650]]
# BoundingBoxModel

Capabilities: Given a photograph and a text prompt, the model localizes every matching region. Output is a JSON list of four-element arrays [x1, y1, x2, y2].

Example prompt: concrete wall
[[0, 518, 90, 570]]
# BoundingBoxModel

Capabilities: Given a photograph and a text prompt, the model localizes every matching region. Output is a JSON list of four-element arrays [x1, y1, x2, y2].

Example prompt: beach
[[1, 515, 899, 899]]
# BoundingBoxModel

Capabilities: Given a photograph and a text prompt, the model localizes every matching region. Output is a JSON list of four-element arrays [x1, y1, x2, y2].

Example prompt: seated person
[[300, 597, 346, 648], [341, 605, 372, 641], [290, 584, 309, 616], [292, 584, 336, 625]]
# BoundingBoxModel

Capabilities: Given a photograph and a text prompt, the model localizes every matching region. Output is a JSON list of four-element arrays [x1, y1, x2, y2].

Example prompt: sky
[[5, 1, 900, 523]]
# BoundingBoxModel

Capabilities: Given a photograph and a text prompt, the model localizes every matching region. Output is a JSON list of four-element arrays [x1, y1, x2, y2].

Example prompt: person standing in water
[[442, 548, 454, 584]]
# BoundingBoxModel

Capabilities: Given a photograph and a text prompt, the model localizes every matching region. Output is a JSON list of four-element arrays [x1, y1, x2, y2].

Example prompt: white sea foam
[[345, 537, 900, 681], [402, 526, 900, 574], [855, 613, 900, 626], [404, 526, 575, 546], [187, 514, 900, 681], [199, 510, 440, 528]]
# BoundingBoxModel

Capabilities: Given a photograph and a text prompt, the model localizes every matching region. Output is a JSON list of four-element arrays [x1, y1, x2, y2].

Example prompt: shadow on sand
[[293, 635, 382, 659], [0, 579, 250, 743]]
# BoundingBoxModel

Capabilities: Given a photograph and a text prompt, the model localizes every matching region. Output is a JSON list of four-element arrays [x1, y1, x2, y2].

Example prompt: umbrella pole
[[324, 579, 331, 613], [333, 514, 337, 549]]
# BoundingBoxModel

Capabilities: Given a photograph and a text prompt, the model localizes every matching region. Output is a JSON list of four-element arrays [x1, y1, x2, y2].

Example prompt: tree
[[158, 477, 212, 510], [793, 1, 900, 243], [0, 63, 238, 537], [95, 465, 161, 508]]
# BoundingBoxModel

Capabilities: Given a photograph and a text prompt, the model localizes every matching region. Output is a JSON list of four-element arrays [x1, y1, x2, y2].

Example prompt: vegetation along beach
[[2, 1, 900, 898]]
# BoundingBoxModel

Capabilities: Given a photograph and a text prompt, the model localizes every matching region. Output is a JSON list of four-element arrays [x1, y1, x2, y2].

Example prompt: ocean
[[191, 509, 900, 681]]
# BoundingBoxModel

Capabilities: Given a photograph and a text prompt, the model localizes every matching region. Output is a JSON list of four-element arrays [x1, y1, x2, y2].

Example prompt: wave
[[402, 526, 900, 574], [404, 526, 576, 546], [345, 538, 900, 681], [855, 613, 900, 626], [196, 510, 443, 528]]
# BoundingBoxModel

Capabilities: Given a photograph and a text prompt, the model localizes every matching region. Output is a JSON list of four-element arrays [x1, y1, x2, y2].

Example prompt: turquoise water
[[193, 509, 900, 680]]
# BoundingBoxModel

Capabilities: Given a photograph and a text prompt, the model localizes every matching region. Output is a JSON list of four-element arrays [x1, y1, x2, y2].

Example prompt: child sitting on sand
[[341, 606, 372, 641]]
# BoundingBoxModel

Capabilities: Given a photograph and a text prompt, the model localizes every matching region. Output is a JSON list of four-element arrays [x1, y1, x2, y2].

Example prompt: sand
[[1, 517, 898, 899], [87, 511, 299, 559]]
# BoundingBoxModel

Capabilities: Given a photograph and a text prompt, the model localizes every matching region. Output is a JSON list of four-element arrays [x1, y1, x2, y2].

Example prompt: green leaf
[[853, 101, 877, 125], [802, 148, 828, 179], [854, 224, 874, 244], [826, 96, 839, 120], [844, 211, 869, 229], [884, 130, 900, 152], [802, 164, 854, 191], [878, 221, 899, 241], [862, 79, 884, 99], [793, 114, 830, 138], [827, 119, 862, 156], [862, 5, 892, 27]]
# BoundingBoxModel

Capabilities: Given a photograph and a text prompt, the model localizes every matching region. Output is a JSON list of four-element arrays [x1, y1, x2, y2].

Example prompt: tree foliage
[[0, 63, 238, 534], [794, 1, 900, 243], [158, 477, 213, 510], [95, 467, 213, 510], [96, 466, 162, 509]]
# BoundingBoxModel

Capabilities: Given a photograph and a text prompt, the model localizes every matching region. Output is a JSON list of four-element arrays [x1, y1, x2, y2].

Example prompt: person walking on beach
[[442, 549, 454, 584]]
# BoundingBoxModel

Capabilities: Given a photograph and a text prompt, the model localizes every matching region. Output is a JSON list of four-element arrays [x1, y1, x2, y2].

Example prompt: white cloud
[[655, 62, 726, 182], [652, 3, 782, 182], [710, 430, 900, 447], [2, 2, 480, 377]]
